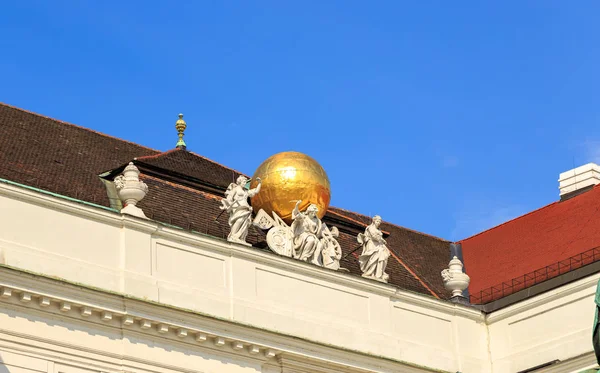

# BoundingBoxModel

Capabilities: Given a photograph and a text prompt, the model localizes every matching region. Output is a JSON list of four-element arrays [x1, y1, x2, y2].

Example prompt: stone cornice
[[0, 265, 276, 359], [534, 352, 596, 373], [0, 265, 442, 373], [392, 289, 484, 322], [0, 178, 121, 226], [273, 354, 447, 373]]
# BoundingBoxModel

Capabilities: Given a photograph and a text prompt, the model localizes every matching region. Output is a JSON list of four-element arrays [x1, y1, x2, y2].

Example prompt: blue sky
[[1, 1, 599, 240]]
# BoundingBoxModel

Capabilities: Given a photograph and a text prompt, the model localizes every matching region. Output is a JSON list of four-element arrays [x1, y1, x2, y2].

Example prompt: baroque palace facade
[[0, 102, 599, 373]]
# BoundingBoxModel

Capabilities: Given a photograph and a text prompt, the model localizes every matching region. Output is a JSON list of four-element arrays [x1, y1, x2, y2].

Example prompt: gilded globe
[[250, 151, 331, 224]]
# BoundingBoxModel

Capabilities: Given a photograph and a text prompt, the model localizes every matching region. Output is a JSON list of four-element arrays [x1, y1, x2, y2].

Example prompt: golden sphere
[[250, 151, 331, 224]]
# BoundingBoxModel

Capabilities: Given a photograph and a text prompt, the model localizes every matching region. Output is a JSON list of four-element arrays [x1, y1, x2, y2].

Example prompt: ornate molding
[[534, 352, 596, 373], [0, 279, 279, 361], [0, 266, 437, 373], [391, 289, 484, 322]]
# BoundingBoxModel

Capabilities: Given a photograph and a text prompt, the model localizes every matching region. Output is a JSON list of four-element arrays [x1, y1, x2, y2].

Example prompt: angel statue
[[220, 175, 261, 246], [291, 200, 325, 265], [357, 215, 391, 282]]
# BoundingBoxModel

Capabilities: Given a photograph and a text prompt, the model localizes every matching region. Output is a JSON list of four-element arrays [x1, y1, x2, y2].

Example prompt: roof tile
[[460, 184, 600, 301]]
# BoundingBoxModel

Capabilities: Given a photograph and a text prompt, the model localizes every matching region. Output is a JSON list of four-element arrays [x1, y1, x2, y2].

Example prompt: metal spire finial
[[175, 113, 187, 149]]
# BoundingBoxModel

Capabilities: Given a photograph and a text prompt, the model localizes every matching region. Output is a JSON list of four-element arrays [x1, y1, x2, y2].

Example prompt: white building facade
[[0, 177, 598, 373]]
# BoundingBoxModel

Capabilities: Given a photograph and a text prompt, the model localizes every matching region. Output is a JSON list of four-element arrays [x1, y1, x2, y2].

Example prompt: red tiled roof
[[460, 184, 600, 301], [0, 102, 452, 299]]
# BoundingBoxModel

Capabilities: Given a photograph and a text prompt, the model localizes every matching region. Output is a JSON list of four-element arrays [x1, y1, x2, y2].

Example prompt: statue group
[[220, 178, 390, 282], [290, 201, 342, 270]]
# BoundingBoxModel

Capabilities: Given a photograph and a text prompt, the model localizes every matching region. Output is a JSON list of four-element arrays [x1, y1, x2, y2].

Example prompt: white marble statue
[[220, 176, 261, 246], [357, 215, 390, 282], [291, 201, 324, 265]]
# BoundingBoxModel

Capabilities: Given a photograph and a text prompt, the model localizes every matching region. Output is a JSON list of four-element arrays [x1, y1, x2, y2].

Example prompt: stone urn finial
[[441, 256, 470, 298], [114, 162, 149, 219]]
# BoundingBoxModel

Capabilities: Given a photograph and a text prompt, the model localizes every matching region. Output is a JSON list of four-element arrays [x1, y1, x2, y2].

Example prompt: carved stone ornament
[[266, 225, 293, 257], [321, 225, 342, 270], [357, 215, 390, 283], [253, 200, 342, 271], [0, 283, 280, 360], [441, 256, 470, 297], [114, 162, 149, 219], [253, 209, 275, 230], [220, 176, 261, 246]]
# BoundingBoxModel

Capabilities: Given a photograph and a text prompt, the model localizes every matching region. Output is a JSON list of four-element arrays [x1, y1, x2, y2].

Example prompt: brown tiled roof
[[0, 102, 159, 205], [0, 102, 451, 299], [136, 149, 246, 190]]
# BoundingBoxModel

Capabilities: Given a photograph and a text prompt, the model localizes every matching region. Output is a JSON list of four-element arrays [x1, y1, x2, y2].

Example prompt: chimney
[[558, 163, 600, 200]]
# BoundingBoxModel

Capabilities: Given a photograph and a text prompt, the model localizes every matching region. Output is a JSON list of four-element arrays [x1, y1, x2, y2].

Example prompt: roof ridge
[[188, 151, 247, 177], [329, 206, 449, 242], [136, 148, 248, 179], [0, 101, 160, 154], [141, 174, 221, 200], [135, 148, 181, 161], [326, 209, 368, 227]]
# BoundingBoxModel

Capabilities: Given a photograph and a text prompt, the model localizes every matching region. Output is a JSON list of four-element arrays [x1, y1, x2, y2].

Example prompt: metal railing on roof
[[470, 246, 600, 304]]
